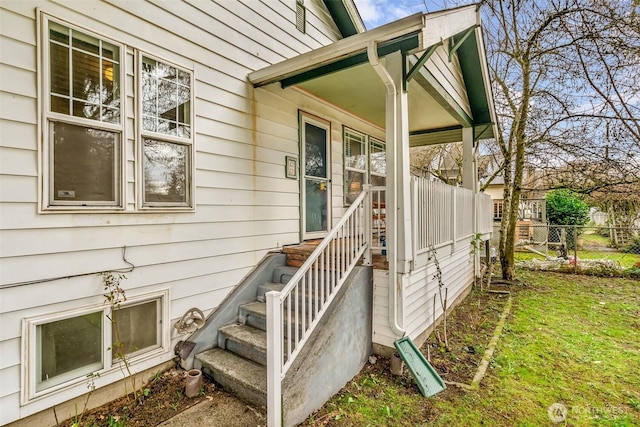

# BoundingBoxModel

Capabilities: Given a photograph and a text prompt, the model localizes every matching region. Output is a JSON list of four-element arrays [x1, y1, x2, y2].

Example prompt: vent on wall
[[296, 0, 306, 33]]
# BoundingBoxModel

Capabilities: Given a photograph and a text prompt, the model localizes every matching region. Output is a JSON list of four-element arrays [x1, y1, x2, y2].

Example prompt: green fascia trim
[[448, 25, 478, 61], [474, 123, 493, 141], [411, 65, 473, 127], [410, 125, 463, 136], [323, 0, 359, 37], [281, 33, 420, 88], [455, 31, 492, 126], [406, 42, 442, 84]]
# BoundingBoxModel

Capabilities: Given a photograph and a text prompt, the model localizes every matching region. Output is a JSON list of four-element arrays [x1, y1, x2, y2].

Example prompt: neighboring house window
[[44, 19, 123, 208], [296, 0, 306, 33], [26, 292, 166, 400], [493, 200, 503, 220], [343, 128, 386, 205], [140, 55, 193, 207], [41, 16, 194, 211]]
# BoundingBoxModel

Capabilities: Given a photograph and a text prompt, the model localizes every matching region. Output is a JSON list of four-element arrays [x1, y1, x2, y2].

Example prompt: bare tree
[[481, 0, 640, 279]]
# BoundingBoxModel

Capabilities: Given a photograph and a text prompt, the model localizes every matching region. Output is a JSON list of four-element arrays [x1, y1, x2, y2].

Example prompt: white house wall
[[0, 0, 357, 424], [373, 238, 474, 349]]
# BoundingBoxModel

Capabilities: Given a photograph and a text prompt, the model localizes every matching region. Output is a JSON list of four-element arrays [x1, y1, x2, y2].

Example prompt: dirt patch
[[421, 289, 510, 384], [56, 367, 265, 427]]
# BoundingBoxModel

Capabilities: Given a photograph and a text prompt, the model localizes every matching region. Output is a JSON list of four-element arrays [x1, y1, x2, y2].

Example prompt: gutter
[[367, 41, 405, 337]]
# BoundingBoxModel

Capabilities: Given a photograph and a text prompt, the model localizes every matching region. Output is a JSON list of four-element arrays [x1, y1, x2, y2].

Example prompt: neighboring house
[[481, 162, 546, 225], [0, 1, 496, 426]]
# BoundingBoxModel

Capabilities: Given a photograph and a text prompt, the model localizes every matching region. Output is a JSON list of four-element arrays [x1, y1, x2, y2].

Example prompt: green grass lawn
[[307, 271, 640, 426], [431, 271, 640, 426]]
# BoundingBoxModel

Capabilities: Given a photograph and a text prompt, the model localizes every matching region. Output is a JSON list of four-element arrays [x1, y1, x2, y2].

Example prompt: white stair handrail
[[266, 189, 371, 426]]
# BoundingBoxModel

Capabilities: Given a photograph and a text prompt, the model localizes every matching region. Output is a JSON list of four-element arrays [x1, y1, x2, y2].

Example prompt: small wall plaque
[[285, 156, 298, 179]]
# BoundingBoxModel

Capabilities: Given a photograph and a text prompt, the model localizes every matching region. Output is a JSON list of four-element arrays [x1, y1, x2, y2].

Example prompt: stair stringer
[[179, 252, 287, 370], [281, 265, 373, 427]]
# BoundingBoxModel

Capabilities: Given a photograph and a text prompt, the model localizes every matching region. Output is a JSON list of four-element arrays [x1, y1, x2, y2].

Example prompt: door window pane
[[36, 312, 103, 391], [305, 123, 327, 178], [52, 122, 118, 203], [112, 300, 160, 360], [143, 139, 189, 204], [305, 179, 328, 233]]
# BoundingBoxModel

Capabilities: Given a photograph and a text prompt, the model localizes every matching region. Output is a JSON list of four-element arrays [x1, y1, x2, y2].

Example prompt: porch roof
[[248, 5, 496, 145]]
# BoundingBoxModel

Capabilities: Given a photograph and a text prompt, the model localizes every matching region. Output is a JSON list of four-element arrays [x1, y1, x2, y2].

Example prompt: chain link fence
[[489, 224, 640, 277]]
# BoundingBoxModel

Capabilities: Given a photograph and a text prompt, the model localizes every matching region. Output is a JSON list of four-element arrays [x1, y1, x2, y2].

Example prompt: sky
[[353, 0, 472, 29]]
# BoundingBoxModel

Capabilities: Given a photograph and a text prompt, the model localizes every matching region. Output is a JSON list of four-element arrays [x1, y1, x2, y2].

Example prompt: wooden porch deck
[[283, 239, 388, 270]]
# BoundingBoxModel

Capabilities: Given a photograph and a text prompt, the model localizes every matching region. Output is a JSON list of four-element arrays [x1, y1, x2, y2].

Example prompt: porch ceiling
[[248, 5, 496, 145], [295, 62, 458, 132]]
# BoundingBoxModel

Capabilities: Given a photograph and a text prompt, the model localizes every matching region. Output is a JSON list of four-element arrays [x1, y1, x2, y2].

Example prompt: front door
[[300, 113, 331, 240]]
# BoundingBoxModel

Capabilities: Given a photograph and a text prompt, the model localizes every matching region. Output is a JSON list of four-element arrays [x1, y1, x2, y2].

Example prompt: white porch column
[[387, 51, 413, 274], [462, 127, 476, 191]]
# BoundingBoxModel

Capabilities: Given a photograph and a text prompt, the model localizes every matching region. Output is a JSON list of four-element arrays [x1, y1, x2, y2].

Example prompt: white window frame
[[22, 290, 169, 403], [40, 14, 125, 211], [137, 53, 195, 209]]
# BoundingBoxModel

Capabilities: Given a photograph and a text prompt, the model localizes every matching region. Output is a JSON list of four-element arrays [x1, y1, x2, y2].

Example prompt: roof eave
[[247, 13, 425, 87], [323, 0, 366, 36]]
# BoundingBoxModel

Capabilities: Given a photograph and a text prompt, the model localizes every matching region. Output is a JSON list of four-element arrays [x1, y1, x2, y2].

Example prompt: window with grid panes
[[45, 19, 123, 208]]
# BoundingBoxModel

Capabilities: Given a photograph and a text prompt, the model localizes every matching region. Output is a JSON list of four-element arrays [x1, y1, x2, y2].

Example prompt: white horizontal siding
[[373, 244, 474, 349], [0, 91, 37, 124], [0, 146, 37, 177], [426, 44, 471, 117], [0, 393, 19, 426]]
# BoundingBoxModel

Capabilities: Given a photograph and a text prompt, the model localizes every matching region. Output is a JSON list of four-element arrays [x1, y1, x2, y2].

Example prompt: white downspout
[[367, 42, 405, 337]]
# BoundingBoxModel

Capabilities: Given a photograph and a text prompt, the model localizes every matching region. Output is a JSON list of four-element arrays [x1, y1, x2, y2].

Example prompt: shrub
[[546, 189, 590, 226]]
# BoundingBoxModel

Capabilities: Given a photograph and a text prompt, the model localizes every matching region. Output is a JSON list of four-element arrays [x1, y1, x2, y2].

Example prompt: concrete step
[[256, 282, 285, 301], [258, 281, 325, 314], [197, 348, 266, 408], [239, 301, 267, 331], [239, 300, 305, 340], [271, 265, 299, 284], [218, 323, 267, 366]]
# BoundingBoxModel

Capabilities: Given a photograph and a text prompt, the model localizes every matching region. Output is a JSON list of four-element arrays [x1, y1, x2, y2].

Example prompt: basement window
[[24, 291, 167, 401]]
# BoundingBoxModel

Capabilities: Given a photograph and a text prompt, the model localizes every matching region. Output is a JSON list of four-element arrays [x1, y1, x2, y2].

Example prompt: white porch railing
[[266, 190, 371, 426], [412, 177, 477, 255], [477, 192, 493, 235]]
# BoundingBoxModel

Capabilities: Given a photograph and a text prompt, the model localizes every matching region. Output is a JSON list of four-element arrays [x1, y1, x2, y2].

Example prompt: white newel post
[[266, 291, 282, 427]]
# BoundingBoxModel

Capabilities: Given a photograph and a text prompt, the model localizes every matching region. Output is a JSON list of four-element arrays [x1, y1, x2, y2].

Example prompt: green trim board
[[455, 30, 493, 129], [394, 337, 446, 397], [405, 42, 442, 84], [448, 25, 479, 61], [322, 0, 359, 37], [281, 33, 420, 88]]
